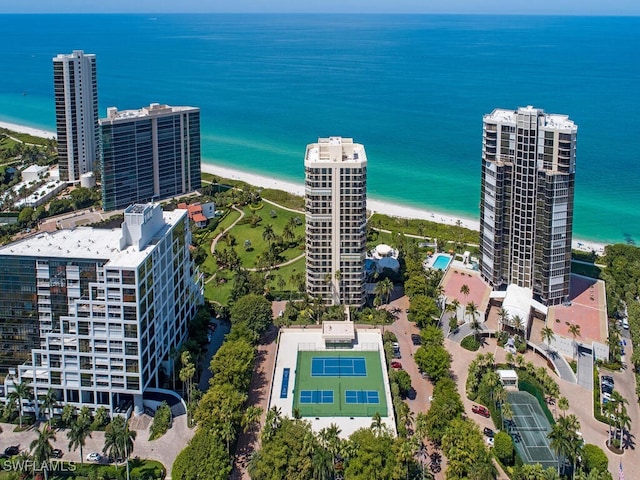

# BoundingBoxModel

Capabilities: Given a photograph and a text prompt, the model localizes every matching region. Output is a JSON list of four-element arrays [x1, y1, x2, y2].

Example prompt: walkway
[[576, 346, 594, 390], [533, 343, 577, 384], [205, 205, 245, 285]]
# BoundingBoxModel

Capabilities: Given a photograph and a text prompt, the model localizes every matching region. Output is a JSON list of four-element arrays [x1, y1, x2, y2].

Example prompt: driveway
[[0, 414, 193, 478]]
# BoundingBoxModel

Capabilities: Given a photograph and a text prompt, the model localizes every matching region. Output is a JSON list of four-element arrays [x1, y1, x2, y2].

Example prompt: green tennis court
[[293, 350, 387, 417], [506, 391, 557, 470]]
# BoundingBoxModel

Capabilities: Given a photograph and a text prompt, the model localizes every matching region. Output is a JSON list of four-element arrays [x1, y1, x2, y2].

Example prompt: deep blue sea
[[0, 14, 638, 244]]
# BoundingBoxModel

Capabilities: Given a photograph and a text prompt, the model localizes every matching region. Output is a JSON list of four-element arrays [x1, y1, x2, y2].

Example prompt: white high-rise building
[[0, 204, 202, 415], [53, 50, 99, 183], [304, 137, 367, 307], [480, 106, 577, 305]]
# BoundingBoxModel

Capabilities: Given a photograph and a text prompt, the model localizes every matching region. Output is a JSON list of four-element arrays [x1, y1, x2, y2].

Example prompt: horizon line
[[2, 12, 640, 17]]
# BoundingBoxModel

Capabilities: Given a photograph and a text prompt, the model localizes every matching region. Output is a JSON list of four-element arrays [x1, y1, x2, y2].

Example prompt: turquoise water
[[433, 254, 453, 271], [0, 14, 638, 244]]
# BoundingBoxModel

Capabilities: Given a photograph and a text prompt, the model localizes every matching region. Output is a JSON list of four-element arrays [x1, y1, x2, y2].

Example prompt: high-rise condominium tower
[[480, 106, 577, 306], [305, 137, 367, 307], [100, 103, 201, 211], [53, 50, 99, 183], [0, 203, 202, 415]]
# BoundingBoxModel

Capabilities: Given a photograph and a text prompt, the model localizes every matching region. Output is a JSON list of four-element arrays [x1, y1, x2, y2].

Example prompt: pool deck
[[441, 267, 492, 322]]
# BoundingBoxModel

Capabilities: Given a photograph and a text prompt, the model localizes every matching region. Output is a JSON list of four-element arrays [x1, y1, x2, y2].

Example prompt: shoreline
[[0, 120, 608, 253], [200, 163, 607, 254]]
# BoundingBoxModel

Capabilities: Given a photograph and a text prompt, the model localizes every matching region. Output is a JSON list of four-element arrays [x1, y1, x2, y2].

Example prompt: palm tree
[[568, 324, 581, 359], [370, 412, 384, 436], [103, 416, 137, 480], [67, 414, 93, 464], [460, 284, 470, 304], [602, 400, 617, 444], [397, 437, 416, 480], [497, 307, 509, 332], [512, 314, 525, 338], [374, 278, 394, 305], [541, 326, 555, 352], [557, 397, 569, 418], [262, 224, 275, 245], [501, 402, 513, 431], [179, 351, 196, 409], [465, 301, 479, 325], [241, 406, 263, 434], [8, 380, 33, 428], [30, 424, 56, 480], [548, 421, 571, 476], [39, 388, 59, 421]]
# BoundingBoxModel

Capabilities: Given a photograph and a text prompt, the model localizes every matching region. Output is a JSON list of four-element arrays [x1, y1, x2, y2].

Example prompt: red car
[[391, 361, 402, 369], [472, 405, 491, 418]]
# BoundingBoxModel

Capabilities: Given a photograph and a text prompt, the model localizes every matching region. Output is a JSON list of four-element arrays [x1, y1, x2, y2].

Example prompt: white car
[[86, 452, 101, 462], [486, 437, 494, 446]]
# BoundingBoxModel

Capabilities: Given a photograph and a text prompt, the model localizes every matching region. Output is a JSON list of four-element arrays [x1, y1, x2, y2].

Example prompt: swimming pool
[[432, 254, 452, 270]]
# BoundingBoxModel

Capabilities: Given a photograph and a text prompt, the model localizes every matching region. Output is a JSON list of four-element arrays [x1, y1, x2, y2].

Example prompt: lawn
[[214, 204, 304, 269], [266, 255, 306, 292]]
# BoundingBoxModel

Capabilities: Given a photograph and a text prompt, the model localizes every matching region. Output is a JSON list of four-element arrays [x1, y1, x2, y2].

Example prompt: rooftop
[[305, 136, 367, 164], [102, 103, 199, 123], [485, 106, 576, 131], [0, 208, 186, 268]]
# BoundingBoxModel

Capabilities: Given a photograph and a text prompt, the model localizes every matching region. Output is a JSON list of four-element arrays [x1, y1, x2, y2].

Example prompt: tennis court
[[293, 350, 387, 418], [300, 390, 334, 404], [506, 391, 557, 469], [311, 356, 367, 376]]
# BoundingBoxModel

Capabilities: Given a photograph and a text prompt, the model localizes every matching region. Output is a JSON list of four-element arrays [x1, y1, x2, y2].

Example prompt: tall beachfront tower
[[480, 106, 577, 306], [53, 50, 99, 183], [305, 137, 367, 307], [100, 103, 201, 211], [0, 203, 202, 415]]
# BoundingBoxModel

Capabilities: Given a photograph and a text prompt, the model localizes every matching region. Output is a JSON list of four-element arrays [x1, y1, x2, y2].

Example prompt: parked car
[[601, 383, 613, 395], [601, 375, 614, 386], [52, 449, 63, 458], [483, 427, 495, 438], [86, 452, 102, 462], [4, 446, 19, 456], [392, 342, 400, 351], [472, 405, 491, 418], [486, 437, 494, 446], [391, 361, 402, 369], [411, 334, 422, 346], [392, 350, 401, 359]]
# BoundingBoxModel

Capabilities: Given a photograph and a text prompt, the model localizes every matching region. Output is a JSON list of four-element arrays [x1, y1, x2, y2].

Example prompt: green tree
[[249, 418, 318, 480], [465, 300, 479, 325], [442, 417, 495, 480], [103, 416, 137, 480], [460, 284, 470, 303], [420, 324, 444, 347], [493, 431, 514, 465], [374, 278, 394, 305], [342, 428, 398, 480], [30, 424, 56, 480], [230, 293, 273, 337], [414, 345, 450, 383], [18, 207, 34, 225], [568, 323, 581, 359], [209, 338, 255, 391], [179, 351, 196, 410], [172, 430, 232, 480], [390, 369, 412, 397], [542, 326, 555, 351], [407, 295, 439, 328], [39, 388, 58, 421], [581, 444, 609, 476], [67, 414, 92, 464], [8, 380, 32, 428], [262, 224, 276, 245]]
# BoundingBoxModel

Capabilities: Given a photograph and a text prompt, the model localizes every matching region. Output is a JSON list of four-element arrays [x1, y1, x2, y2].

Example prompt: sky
[[2, 0, 639, 15]]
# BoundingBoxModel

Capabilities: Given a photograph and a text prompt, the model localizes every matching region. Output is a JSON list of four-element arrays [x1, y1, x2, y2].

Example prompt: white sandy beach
[[0, 121, 56, 140], [0, 120, 607, 253]]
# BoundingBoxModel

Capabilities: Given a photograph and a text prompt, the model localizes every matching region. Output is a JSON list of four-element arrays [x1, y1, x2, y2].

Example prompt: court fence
[[518, 381, 555, 424], [297, 342, 380, 352]]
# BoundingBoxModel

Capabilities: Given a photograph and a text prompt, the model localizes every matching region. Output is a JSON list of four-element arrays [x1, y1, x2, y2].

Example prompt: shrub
[[149, 401, 172, 440], [461, 335, 480, 351], [582, 444, 609, 475], [493, 431, 514, 465]]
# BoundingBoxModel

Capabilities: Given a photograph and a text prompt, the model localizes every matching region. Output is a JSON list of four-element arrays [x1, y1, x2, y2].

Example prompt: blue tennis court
[[311, 357, 367, 377], [299, 390, 334, 404], [280, 368, 290, 399], [345, 390, 380, 404]]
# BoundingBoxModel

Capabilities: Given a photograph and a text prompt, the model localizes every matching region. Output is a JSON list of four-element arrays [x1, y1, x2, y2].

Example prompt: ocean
[[0, 14, 638, 244]]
